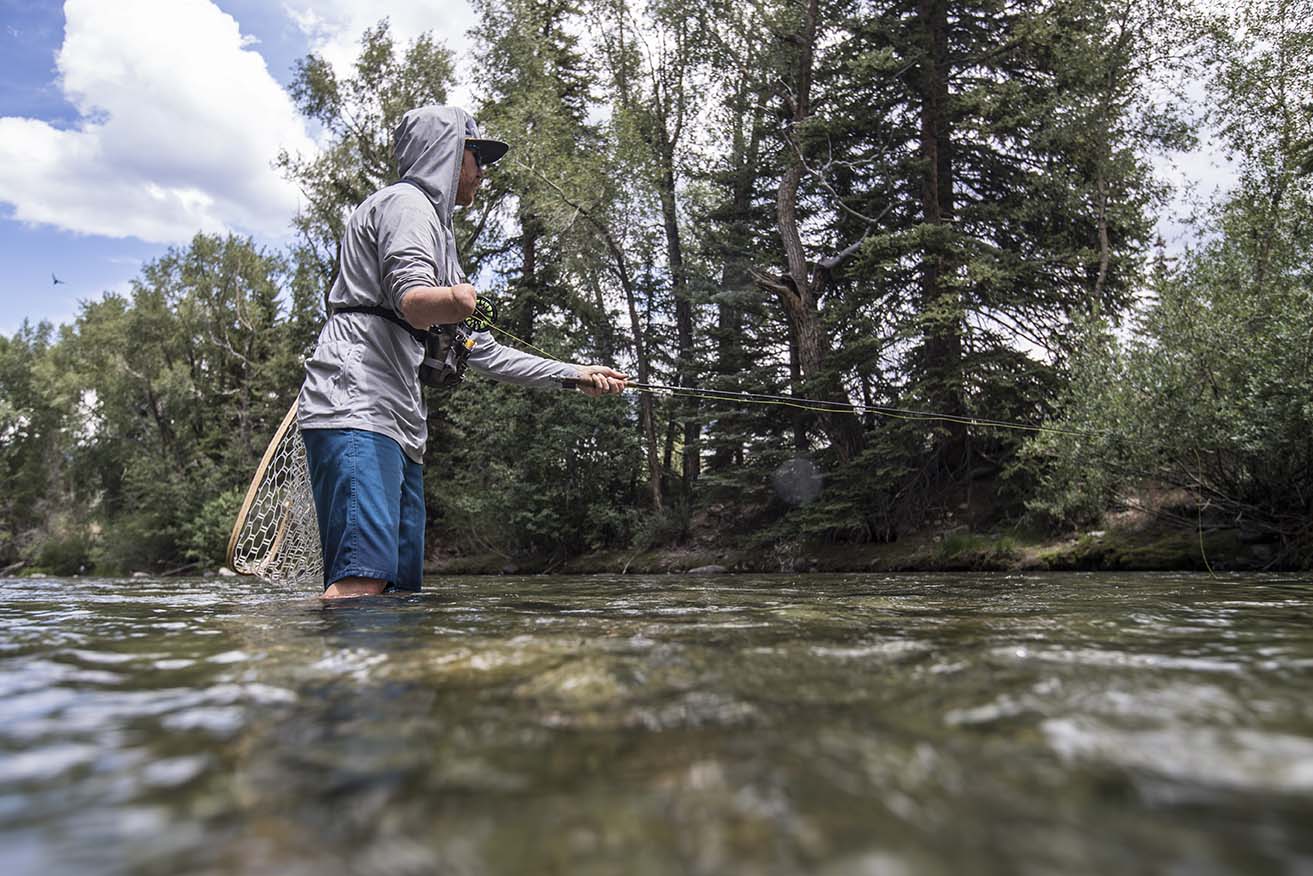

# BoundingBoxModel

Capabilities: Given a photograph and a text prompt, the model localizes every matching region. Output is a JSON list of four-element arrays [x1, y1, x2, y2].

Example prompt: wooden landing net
[[226, 402, 322, 588]]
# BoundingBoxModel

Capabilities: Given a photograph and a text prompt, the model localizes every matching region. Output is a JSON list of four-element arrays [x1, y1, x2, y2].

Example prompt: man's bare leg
[[322, 577, 386, 599]]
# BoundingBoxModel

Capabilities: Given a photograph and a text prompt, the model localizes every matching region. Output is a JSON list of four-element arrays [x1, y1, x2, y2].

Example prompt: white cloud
[[0, 0, 315, 244], [282, 0, 479, 106]]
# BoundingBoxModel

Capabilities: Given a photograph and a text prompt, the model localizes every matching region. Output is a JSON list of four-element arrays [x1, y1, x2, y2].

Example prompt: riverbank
[[430, 521, 1299, 576], [6, 518, 1297, 581]]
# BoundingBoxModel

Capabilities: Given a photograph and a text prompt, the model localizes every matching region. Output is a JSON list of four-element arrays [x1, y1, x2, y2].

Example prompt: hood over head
[[393, 105, 470, 220]]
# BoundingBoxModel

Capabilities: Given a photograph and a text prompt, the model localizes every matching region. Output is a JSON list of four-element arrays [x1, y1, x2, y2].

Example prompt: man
[[297, 105, 627, 599]]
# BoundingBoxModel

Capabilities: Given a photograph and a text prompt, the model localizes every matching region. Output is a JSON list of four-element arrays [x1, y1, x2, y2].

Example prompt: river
[[1, 572, 1310, 874]]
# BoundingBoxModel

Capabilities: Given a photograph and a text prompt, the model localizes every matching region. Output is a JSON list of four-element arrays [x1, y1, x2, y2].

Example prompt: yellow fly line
[[226, 401, 322, 587]]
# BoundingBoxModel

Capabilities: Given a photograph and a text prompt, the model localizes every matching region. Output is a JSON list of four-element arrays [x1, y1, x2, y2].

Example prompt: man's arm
[[398, 282, 477, 329], [465, 334, 626, 394], [376, 192, 473, 327]]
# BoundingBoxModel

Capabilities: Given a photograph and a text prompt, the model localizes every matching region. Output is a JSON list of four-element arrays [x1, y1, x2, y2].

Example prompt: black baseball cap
[[464, 116, 509, 166]]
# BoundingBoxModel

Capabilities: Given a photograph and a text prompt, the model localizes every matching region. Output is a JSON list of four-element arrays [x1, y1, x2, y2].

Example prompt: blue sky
[[0, 0, 476, 336], [1, 1, 305, 333], [0, 1, 1234, 338]]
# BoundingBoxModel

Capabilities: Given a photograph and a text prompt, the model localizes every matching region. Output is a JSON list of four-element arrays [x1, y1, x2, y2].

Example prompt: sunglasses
[[465, 143, 486, 170]]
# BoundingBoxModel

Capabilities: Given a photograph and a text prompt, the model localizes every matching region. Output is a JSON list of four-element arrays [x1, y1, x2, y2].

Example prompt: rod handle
[[559, 378, 579, 390]]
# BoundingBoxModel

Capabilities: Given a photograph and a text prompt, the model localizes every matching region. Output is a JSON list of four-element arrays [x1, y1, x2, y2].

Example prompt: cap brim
[[467, 137, 509, 165]]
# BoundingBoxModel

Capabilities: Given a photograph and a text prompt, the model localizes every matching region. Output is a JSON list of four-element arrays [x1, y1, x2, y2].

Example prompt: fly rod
[[489, 319, 1096, 439]]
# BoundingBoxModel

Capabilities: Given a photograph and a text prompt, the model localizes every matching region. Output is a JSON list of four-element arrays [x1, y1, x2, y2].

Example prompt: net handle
[[226, 401, 301, 572]]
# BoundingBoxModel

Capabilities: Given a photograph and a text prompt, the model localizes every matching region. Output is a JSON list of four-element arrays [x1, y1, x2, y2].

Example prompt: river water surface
[[1, 572, 1311, 875]]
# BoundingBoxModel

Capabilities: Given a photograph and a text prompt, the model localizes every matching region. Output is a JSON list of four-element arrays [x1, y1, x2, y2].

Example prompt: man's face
[[455, 147, 483, 208]]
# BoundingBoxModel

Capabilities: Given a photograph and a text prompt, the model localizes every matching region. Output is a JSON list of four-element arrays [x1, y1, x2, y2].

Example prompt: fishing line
[[485, 318, 1099, 439], [615, 382, 1098, 438]]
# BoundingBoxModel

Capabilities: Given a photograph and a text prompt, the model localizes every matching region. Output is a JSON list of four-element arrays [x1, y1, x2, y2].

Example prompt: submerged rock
[[217, 567, 237, 577]]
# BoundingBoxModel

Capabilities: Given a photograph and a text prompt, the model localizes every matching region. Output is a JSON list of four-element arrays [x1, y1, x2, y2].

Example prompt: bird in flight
[[52, 273, 66, 285]]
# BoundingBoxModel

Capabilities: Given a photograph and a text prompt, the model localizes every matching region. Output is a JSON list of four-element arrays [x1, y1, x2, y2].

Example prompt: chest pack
[[331, 296, 498, 390]]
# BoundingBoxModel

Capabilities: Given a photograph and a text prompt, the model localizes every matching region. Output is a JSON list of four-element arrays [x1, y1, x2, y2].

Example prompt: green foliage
[[0, 323, 66, 565], [1028, 237, 1313, 542], [937, 532, 1019, 565], [1, 235, 304, 575], [185, 488, 245, 568], [628, 504, 692, 552], [34, 529, 93, 577], [431, 373, 643, 558]]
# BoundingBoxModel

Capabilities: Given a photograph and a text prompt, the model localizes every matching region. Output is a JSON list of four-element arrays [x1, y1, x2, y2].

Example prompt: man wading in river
[[297, 105, 627, 599]]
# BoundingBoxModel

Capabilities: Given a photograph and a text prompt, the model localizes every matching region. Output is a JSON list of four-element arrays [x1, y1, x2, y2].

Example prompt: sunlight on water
[[1, 572, 1311, 875]]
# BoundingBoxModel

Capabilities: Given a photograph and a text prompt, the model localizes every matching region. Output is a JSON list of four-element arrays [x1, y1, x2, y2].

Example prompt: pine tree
[[812, 0, 1182, 526]]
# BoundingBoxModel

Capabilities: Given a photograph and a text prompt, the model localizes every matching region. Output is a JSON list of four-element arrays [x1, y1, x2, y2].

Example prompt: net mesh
[[229, 411, 322, 588]]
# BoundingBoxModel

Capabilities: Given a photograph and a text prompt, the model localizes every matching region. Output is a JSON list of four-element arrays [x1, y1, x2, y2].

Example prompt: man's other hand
[[575, 365, 628, 396]]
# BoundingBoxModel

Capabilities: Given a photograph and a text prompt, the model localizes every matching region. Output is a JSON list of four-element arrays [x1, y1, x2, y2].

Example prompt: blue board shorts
[[301, 427, 425, 591]]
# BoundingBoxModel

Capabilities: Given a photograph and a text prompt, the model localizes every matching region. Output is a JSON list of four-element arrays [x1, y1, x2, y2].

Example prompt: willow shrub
[[1025, 231, 1313, 561]]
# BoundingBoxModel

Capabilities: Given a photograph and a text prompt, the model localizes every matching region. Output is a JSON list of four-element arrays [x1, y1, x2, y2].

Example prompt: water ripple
[[0, 571, 1309, 875]]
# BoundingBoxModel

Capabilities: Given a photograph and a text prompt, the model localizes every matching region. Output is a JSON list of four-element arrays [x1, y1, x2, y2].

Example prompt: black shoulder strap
[[331, 305, 429, 344]]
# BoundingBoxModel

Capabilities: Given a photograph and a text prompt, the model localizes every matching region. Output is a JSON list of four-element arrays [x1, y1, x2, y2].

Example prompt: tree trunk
[[622, 279, 663, 511], [662, 411, 677, 474], [788, 331, 806, 452], [657, 158, 700, 490], [710, 77, 766, 471], [916, 0, 965, 471], [525, 162, 664, 511], [518, 209, 541, 341], [709, 293, 743, 472], [765, 0, 863, 462], [1093, 169, 1110, 317]]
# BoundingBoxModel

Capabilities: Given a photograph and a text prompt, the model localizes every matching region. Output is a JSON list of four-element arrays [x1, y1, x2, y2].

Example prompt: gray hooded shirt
[[297, 105, 579, 463]]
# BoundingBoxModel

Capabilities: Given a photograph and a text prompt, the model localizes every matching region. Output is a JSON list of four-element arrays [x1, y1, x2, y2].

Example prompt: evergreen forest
[[3, 0, 1311, 576]]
